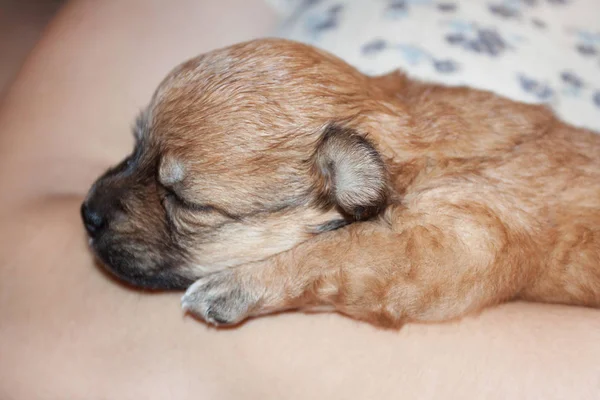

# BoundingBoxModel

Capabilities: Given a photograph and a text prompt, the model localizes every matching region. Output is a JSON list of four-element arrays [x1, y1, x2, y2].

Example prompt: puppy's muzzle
[[80, 183, 195, 290]]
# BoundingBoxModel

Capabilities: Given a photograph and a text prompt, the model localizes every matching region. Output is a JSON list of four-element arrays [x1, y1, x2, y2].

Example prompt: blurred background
[[1, 0, 598, 130], [0, 0, 63, 97]]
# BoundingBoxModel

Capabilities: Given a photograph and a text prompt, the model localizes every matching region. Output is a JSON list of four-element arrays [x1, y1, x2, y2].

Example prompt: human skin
[[0, 1, 599, 399]]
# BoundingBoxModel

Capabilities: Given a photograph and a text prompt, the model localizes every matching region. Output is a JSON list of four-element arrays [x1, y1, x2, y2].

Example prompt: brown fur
[[82, 39, 600, 327]]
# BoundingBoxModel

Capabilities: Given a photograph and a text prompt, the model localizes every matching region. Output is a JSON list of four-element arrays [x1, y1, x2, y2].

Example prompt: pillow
[[270, 0, 600, 132], [265, 0, 307, 18]]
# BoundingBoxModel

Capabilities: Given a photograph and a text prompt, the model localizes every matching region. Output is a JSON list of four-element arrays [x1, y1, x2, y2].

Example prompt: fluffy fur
[[82, 39, 600, 327]]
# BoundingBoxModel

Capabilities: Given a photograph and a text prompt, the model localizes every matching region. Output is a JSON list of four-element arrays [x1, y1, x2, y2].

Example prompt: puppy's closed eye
[[157, 182, 210, 212], [157, 156, 215, 212], [163, 188, 215, 213]]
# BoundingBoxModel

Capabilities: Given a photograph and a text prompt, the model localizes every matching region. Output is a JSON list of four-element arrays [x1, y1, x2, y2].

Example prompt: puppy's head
[[81, 39, 391, 289]]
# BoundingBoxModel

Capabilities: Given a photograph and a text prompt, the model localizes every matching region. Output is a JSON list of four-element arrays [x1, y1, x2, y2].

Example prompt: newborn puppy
[[82, 39, 600, 327]]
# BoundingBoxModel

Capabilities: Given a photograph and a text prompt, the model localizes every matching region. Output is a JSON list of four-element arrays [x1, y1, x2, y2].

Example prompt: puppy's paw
[[181, 269, 254, 326]]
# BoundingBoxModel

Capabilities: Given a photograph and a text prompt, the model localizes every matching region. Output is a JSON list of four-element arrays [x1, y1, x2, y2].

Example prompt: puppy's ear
[[312, 125, 388, 220]]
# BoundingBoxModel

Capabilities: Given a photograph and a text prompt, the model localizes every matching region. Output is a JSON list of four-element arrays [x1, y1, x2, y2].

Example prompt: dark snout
[[81, 202, 105, 237], [81, 155, 132, 240], [81, 185, 124, 239], [81, 166, 194, 291]]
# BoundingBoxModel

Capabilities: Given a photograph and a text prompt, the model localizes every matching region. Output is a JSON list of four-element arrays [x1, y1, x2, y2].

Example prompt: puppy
[[82, 39, 600, 327]]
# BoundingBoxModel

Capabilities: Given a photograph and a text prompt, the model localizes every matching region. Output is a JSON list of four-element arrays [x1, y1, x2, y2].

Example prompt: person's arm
[[1, 1, 599, 399]]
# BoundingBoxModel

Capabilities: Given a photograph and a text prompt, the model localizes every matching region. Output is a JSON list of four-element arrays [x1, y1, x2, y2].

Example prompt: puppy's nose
[[81, 202, 105, 237]]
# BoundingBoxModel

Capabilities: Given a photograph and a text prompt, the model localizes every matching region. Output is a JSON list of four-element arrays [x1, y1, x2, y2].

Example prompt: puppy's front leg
[[182, 206, 530, 327]]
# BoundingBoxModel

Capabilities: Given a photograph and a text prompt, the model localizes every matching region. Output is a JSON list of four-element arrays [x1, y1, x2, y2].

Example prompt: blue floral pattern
[[362, 39, 460, 73], [304, 3, 344, 38], [443, 23, 512, 57], [269, 0, 600, 132], [518, 74, 554, 100]]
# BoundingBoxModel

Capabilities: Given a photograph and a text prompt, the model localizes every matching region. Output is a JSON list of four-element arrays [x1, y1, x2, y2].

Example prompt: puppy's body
[[82, 39, 600, 327]]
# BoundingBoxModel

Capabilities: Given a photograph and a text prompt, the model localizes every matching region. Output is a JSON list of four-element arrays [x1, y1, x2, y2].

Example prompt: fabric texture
[[269, 0, 600, 131], [265, 0, 307, 18]]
